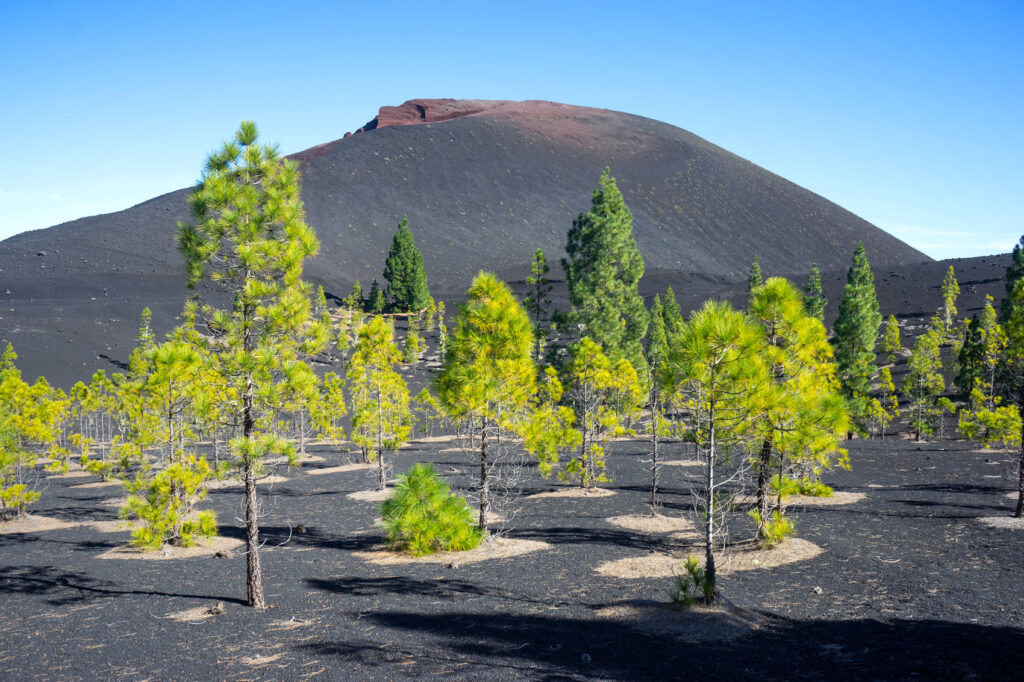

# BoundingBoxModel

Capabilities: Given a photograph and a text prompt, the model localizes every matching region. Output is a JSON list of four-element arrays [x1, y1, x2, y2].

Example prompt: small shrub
[[120, 454, 216, 550], [670, 555, 714, 608], [748, 509, 795, 547], [380, 463, 482, 556]]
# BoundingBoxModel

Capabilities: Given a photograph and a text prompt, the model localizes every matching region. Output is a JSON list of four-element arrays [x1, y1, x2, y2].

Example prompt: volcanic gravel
[[1, 435, 1022, 680]]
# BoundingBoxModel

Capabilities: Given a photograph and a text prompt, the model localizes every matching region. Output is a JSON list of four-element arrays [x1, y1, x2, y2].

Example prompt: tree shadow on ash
[[218, 524, 380, 552], [510, 526, 678, 552], [296, 610, 1024, 679], [0, 565, 246, 606], [307, 576, 487, 600]]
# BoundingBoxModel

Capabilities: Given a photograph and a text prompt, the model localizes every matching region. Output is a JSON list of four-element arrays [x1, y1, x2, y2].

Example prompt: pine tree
[[876, 366, 899, 439], [524, 249, 553, 362], [435, 272, 535, 534], [659, 300, 767, 603], [832, 242, 883, 435], [748, 256, 763, 295], [956, 315, 984, 393], [959, 297, 1018, 449], [368, 279, 386, 314], [346, 279, 364, 310], [803, 263, 826, 322], [403, 315, 422, 364], [1002, 235, 1024, 323], [383, 216, 430, 313], [177, 121, 327, 608], [1003, 270, 1024, 516], [747, 278, 848, 539], [348, 317, 412, 491], [562, 168, 647, 376], [882, 315, 902, 365], [902, 330, 945, 441], [562, 338, 617, 488], [662, 286, 685, 339], [938, 266, 960, 341], [645, 295, 669, 514]]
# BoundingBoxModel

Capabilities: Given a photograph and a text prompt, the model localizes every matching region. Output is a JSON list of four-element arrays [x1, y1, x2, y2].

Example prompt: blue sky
[[1, 1, 1020, 260]]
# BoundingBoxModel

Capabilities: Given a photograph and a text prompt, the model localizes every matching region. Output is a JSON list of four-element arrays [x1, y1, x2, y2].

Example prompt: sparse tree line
[[3, 122, 1024, 611]]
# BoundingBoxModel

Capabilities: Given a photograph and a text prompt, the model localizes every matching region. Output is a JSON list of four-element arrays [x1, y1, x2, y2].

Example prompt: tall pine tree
[[177, 121, 327, 608], [832, 242, 882, 435], [562, 168, 647, 375], [383, 216, 430, 312], [524, 249, 553, 363], [803, 263, 826, 322]]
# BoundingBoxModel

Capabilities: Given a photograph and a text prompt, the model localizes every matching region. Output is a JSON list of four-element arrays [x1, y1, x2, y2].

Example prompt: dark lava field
[[2, 435, 1023, 680]]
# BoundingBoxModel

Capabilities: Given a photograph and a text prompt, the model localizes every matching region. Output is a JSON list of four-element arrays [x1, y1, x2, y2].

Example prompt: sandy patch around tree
[[1006, 492, 1020, 501], [70, 479, 123, 489], [306, 462, 375, 476], [88, 519, 136, 533], [206, 475, 289, 490], [353, 536, 551, 567], [733, 491, 866, 507], [526, 487, 617, 500], [595, 598, 764, 643], [605, 514, 694, 534], [659, 460, 702, 467], [0, 514, 80, 534], [979, 516, 1024, 530], [412, 434, 460, 444], [594, 538, 823, 579], [97, 535, 243, 560], [48, 470, 93, 479], [265, 454, 327, 466], [347, 488, 396, 502]]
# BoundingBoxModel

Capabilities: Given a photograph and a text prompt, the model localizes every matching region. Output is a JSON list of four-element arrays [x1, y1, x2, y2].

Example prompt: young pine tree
[[938, 266, 960, 341], [882, 315, 902, 365], [902, 330, 945, 441], [435, 272, 535, 534], [832, 242, 883, 436], [563, 168, 647, 376], [803, 263, 826, 322], [747, 278, 848, 539], [748, 256, 764, 295], [348, 317, 412, 491], [1001, 275, 1024, 516], [524, 248, 553, 363], [368, 279, 386, 314], [383, 216, 430, 313], [177, 121, 327, 609], [659, 300, 767, 603]]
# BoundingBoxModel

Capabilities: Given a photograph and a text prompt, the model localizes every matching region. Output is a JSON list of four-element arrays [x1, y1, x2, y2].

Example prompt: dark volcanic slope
[[1, 98, 930, 386]]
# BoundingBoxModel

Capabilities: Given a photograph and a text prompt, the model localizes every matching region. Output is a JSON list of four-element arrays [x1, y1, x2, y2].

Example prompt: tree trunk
[[649, 375, 659, 515], [242, 301, 265, 610], [704, 400, 716, 605], [479, 419, 489, 534], [376, 384, 385, 491], [756, 435, 772, 533], [1016, 417, 1024, 518]]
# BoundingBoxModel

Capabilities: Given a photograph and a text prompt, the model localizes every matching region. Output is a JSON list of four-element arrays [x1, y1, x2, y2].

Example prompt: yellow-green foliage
[[670, 555, 715, 608], [0, 344, 69, 518], [769, 474, 833, 497], [524, 367, 581, 477], [348, 317, 412, 459], [562, 337, 632, 487], [747, 509, 795, 547], [122, 454, 217, 549], [380, 463, 482, 556]]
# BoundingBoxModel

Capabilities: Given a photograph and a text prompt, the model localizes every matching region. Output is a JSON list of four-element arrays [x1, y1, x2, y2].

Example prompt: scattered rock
[[295, 524, 307, 535]]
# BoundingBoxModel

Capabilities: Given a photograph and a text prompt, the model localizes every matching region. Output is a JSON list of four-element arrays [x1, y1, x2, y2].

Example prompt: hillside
[[0, 98, 932, 386]]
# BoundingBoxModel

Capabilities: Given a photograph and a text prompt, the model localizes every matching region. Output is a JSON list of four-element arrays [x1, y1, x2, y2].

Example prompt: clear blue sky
[[1, 1, 1020, 260]]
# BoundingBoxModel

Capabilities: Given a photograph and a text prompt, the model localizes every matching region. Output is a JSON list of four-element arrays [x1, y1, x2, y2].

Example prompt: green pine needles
[[563, 168, 647, 375], [380, 463, 482, 556], [384, 216, 431, 313]]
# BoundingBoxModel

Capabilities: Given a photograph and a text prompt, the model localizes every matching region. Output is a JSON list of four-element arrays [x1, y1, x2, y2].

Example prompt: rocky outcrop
[[346, 99, 504, 137]]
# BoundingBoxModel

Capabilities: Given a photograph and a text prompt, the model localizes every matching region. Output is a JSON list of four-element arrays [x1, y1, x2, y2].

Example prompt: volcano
[[0, 98, 930, 386]]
